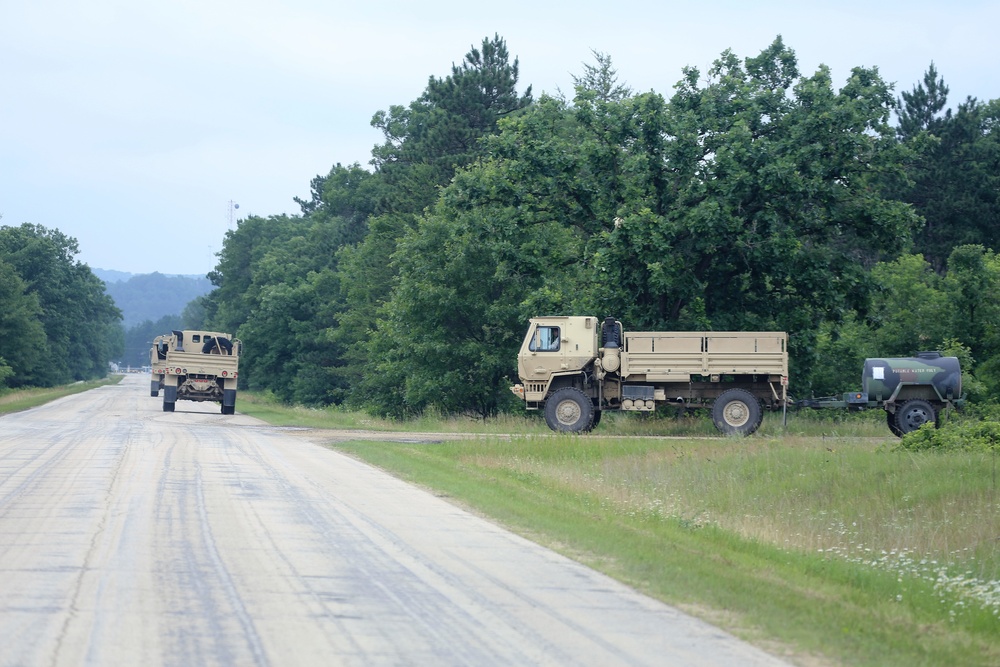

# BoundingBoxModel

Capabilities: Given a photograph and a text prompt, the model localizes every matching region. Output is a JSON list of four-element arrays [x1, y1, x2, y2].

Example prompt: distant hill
[[92, 268, 137, 283], [101, 271, 214, 328]]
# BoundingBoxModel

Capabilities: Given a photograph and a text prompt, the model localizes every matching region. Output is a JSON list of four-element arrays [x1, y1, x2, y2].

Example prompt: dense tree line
[[0, 223, 122, 388], [197, 35, 1000, 416]]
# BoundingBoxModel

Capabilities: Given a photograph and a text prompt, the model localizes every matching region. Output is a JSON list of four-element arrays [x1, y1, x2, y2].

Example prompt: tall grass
[[483, 435, 1000, 582]]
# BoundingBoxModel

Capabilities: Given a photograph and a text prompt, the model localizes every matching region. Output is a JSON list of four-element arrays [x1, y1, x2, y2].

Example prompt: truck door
[[519, 322, 565, 382]]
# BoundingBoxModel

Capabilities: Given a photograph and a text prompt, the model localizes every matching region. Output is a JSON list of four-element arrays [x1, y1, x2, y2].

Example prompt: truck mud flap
[[222, 389, 237, 415], [162, 385, 177, 412]]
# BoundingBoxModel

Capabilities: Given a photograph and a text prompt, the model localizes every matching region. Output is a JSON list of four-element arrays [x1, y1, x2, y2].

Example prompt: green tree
[[333, 213, 418, 408], [370, 34, 533, 214], [205, 214, 303, 335], [893, 65, 1000, 270], [357, 158, 585, 418], [335, 35, 534, 410], [940, 244, 1000, 359], [896, 61, 950, 141], [293, 162, 380, 246], [205, 205, 361, 402], [593, 39, 918, 388], [181, 296, 209, 329], [0, 223, 121, 385], [868, 253, 951, 355], [0, 257, 45, 387]]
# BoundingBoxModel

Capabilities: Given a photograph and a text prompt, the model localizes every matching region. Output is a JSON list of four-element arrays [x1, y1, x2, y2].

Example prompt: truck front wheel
[[545, 388, 594, 433], [712, 389, 762, 436], [894, 399, 936, 435]]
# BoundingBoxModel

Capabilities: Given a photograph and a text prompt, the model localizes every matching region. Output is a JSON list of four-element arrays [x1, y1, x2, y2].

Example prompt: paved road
[[0, 375, 792, 666]]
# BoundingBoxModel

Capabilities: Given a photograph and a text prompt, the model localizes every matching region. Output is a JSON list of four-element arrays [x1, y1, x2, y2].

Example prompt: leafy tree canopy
[[0, 223, 121, 386]]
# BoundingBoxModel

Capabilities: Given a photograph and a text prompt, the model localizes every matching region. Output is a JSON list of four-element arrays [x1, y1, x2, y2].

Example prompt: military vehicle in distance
[[511, 316, 788, 436], [150, 330, 241, 414], [149, 342, 165, 397], [798, 353, 964, 436]]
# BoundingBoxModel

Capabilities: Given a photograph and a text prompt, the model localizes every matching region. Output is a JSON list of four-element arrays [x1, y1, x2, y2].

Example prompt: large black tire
[[894, 399, 937, 435], [544, 387, 594, 433], [886, 410, 903, 437], [221, 403, 235, 415], [203, 336, 234, 355], [163, 401, 175, 413], [712, 388, 763, 436]]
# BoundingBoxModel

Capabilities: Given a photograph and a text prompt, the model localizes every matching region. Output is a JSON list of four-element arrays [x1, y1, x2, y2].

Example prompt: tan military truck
[[149, 330, 241, 414], [511, 316, 788, 435]]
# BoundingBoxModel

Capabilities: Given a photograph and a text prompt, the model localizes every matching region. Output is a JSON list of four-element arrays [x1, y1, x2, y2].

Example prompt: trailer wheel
[[894, 399, 936, 435], [545, 388, 593, 433], [712, 388, 762, 436], [886, 410, 903, 437]]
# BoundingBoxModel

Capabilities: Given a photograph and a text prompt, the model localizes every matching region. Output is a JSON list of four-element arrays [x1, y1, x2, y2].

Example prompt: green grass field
[[238, 394, 1000, 666]]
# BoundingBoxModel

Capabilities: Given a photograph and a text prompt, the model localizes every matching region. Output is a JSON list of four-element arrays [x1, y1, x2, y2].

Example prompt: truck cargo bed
[[621, 332, 787, 381]]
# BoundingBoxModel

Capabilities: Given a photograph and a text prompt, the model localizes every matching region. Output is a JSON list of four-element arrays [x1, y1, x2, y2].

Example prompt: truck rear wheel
[[894, 399, 936, 435], [712, 389, 762, 436], [545, 387, 593, 433], [163, 401, 175, 412]]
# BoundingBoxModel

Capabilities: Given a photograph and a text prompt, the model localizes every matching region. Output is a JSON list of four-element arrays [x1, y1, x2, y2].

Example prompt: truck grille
[[525, 382, 547, 400]]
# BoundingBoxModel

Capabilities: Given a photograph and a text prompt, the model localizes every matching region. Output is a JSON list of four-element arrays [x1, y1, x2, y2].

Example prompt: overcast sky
[[2, 1, 997, 276]]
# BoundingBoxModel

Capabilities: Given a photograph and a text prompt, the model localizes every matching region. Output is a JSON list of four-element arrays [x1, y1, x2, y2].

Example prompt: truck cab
[[516, 316, 599, 403]]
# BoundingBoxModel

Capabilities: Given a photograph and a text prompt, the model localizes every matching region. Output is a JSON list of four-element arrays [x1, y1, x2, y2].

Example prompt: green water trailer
[[798, 352, 964, 436]]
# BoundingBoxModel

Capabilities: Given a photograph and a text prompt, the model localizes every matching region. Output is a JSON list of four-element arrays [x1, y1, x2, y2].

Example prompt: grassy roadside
[[0, 375, 124, 415], [238, 396, 1000, 666]]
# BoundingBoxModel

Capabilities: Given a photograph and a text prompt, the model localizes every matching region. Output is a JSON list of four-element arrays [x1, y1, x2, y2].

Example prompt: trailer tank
[[862, 353, 962, 402], [798, 351, 964, 436]]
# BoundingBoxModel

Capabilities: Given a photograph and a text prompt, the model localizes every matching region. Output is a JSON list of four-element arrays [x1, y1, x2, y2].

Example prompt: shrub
[[895, 416, 1000, 452]]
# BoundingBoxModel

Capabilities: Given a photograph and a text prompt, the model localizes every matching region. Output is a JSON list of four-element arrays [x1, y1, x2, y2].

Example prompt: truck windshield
[[529, 325, 561, 352]]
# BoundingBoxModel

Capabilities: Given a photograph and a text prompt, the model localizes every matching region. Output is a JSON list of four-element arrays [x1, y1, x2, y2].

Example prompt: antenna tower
[[227, 200, 240, 229]]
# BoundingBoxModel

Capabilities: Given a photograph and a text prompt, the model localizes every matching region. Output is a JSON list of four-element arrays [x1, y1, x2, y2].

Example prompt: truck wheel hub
[[723, 401, 750, 427], [902, 407, 930, 429], [556, 401, 581, 425]]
